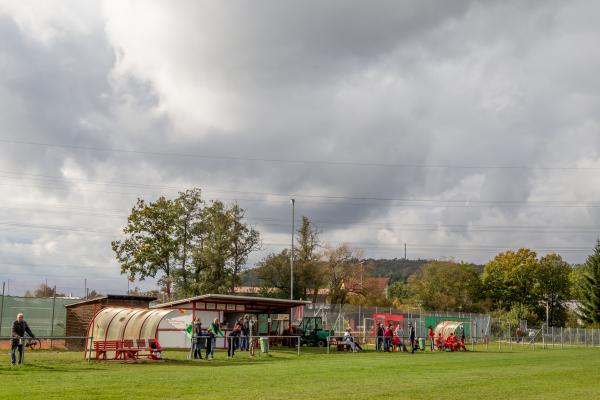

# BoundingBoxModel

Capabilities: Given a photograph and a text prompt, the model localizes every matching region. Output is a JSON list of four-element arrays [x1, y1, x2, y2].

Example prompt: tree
[[578, 240, 600, 325], [536, 253, 571, 326], [482, 248, 540, 310], [227, 204, 260, 294], [324, 244, 363, 306], [256, 249, 293, 298], [112, 196, 179, 297], [387, 280, 409, 304], [32, 283, 65, 298], [255, 216, 325, 300], [406, 261, 482, 312], [112, 189, 260, 299], [294, 216, 326, 301]]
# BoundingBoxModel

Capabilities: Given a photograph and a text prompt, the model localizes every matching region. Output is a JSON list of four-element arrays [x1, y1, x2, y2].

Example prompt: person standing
[[428, 325, 435, 351], [227, 321, 242, 358], [409, 322, 416, 354], [240, 315, 250, 351], [11, 313, 35, 366], [206, 318, 224, 359], [192, 317, 203, 359], [248, 316, 257, 357], [383, 323, 393, 352], [376, 322, 384, 351]]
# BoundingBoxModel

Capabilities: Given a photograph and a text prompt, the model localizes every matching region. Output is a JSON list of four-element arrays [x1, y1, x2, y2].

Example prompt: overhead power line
[[1, 137, 599, 171]]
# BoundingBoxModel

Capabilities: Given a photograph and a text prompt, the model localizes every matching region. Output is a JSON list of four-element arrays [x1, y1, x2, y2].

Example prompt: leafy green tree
[[227, 204, 260, 294], [578, 240, 600, 325], [112, 196, 179, 297], [324, 244, 363, 306], [256, 249, 293, 298], [256, 216, 325, 300], [294, 216, 325, 301], [536, 253, 571, 326], [113, 189, 260, 298], [482, 248, 540, 310], [406, 261, 482, 312]]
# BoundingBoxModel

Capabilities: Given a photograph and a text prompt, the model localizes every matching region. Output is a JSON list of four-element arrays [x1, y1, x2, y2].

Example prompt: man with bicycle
[[11, 313, 36, 366]]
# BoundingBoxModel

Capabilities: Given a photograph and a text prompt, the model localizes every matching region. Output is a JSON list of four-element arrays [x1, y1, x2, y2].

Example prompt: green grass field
[[0, 346, 599, 399]]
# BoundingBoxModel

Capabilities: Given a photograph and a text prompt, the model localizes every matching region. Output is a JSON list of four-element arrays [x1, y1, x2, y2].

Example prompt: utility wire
[[1, 137, 599, 171]]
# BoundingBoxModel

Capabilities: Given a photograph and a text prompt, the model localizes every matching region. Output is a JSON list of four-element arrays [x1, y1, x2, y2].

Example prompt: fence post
[[561, 327, 563, 349], [585, 329, 588, 347], [542, 325, 546, 349], [50, 288, 56, 350], [297, 336, 300, 356], [87, 334, 93, 363]]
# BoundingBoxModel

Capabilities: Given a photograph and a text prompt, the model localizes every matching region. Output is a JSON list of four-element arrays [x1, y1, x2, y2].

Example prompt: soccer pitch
[[0, 346, 599, 400]]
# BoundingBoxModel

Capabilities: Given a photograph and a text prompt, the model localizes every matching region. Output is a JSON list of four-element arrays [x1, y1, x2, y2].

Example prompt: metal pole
[[561, 327, 563, 349], [50, 287, 56, 349], [290, 198, 295, 300], [297, 336, 300, 356], [0, 281, 5, 337]]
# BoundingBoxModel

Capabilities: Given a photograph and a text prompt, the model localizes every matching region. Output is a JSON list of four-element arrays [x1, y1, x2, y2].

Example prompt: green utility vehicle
[[295, 317, 333, 347]]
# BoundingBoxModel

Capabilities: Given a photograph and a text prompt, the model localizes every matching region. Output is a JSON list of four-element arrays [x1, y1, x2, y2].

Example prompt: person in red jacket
[[383, 323, 393, 352], [428, 325, 435, 351]]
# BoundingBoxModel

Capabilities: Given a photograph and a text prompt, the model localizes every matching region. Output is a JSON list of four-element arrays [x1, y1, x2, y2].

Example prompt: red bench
[[93, 339, 162, 360], [93, 340, 123, 360], [122, 339, 162, 360]]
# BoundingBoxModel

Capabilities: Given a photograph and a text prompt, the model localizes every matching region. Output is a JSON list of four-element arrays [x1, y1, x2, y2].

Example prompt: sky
[[1, 0, 599, 296]]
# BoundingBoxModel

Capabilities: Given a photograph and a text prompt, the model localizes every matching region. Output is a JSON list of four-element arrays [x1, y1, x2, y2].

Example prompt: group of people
[[375, 321, 418, 353], [430, 325, 468, 352], [192, 314, 258, 359]]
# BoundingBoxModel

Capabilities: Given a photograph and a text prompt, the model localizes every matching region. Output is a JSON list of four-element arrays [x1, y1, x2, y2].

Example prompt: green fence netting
[[0, 296, 80, 337]]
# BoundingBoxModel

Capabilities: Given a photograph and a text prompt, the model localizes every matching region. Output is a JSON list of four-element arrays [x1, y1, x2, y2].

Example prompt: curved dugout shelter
[[434, 320, 466, 340], [85, 307, 183, 358]]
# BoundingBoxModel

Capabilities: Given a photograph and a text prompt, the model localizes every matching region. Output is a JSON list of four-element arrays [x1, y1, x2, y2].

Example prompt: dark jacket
[[11, 320, 34, 346], [193, 322, 203, 343]]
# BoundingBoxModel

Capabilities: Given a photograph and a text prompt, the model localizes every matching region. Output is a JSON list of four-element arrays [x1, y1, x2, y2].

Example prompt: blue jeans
[[11, 344, 24, 365], [239, 336, 248, 351]]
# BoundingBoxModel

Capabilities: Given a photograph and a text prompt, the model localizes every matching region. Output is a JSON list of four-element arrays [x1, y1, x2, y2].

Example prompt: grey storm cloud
[[0, 0, 600, 295]]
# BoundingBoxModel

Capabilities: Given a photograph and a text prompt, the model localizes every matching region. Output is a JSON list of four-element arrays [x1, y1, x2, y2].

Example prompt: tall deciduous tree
[[406, 261, 481, 312], [578, 240, 600, 325], [536, 253, 571, 325], [112, 189, 260, 299], [482, 248, 540, 310], [324, 244, 363, 306], [112, 196, 179, 297], [228, 204, 260, 294]]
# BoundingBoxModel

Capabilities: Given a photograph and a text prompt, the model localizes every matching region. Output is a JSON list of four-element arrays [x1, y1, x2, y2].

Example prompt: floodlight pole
[[0, 281, 5, 336], [290, 198, 295, 300]]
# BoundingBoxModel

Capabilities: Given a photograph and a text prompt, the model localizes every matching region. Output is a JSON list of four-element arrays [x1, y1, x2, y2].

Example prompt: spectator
[[343, 327, 362, 352], [248, 316, 258, 357], [206, 318, 224, 359], [240, 314, 250, 351], [515, 327, 522, 343], [428, 325, 435, 351], [192, 317, 203, 359], [11, 313, 35, 367], [227, 321, 242, 358], [383, 323, 393, 352], [376, 322, 384, 351], [408, 322, 416, 354]]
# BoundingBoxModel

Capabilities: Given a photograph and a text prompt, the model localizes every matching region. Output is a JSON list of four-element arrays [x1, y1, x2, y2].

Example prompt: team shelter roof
[[152, 294, 311, 314]]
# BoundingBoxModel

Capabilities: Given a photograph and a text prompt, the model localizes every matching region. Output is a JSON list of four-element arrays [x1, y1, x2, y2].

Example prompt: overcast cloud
[[1, 0, 599, 296]]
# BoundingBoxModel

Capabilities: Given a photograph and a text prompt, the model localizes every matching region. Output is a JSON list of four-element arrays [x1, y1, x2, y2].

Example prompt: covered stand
[[85, 307, 183, 358], [434, 320, 465, 340]]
